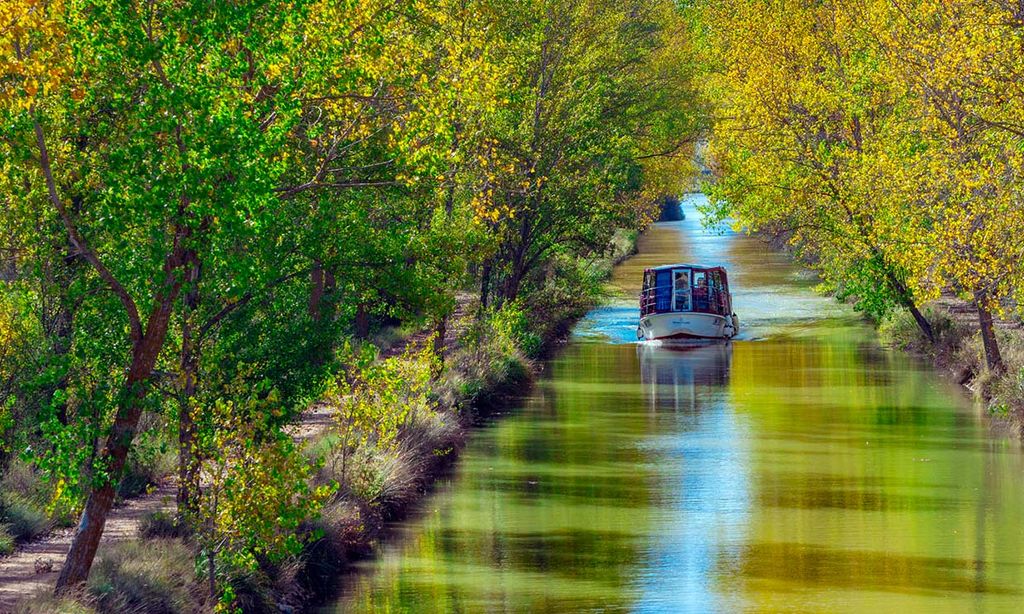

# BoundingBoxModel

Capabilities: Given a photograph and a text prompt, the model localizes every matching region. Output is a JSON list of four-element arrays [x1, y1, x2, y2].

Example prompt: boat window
[[654, 270, 673, 312], [707, 270, 723, 315], [641, 271, 654, 316], [672, 269, 691, 311], [692, 270, 709, 312]]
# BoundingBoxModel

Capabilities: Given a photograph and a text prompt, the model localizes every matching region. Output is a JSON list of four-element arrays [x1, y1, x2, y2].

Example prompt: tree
[[860, 0, 1024, 373], [469, 0, 699, 306], [696, 0, 937, 340]]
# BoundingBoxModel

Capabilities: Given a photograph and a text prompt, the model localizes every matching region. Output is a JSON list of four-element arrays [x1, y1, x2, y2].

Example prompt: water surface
[[329, 194, 1024, 613]]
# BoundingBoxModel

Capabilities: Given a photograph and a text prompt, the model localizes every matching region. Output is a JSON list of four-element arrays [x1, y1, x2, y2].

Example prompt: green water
[[328, 194, 1024, 613]]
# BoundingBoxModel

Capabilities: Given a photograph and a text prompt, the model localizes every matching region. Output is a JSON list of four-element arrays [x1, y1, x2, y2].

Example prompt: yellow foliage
[[700, 0, 1024, 315]]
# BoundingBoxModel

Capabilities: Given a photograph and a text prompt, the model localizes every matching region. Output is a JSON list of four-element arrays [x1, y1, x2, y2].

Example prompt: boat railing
[[640, 285, 729, 317]]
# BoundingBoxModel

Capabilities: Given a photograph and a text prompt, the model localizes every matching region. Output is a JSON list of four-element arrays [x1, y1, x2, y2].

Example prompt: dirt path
[[0, 482, 176, 612], [932, 294, 1022, 331]]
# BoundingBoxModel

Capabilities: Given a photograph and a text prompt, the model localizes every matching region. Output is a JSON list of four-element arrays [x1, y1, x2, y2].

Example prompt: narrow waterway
[[328, 194, 1024, 613]]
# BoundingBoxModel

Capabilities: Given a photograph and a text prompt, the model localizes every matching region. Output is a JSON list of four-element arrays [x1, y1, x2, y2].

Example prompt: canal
[[328, 193, 1024, 612]]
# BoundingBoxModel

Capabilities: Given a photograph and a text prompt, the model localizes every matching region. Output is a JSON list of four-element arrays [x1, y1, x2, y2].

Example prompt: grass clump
[[0, 524, 15, 554], [14, 593, 98, 614], [0, 459, 53, 542], [879, 306, 968, 356], [138, 510, 187, 540], [87, 539, 205, 614], [0, 493, 51, 542]]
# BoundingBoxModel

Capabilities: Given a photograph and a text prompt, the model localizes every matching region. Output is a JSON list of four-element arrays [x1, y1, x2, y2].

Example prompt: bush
[[138, 511, 187, 540], [220, 563, 277, 614], [1, 458, 46, 501], [117, 421, 175, 499], [1, 493, 51, 542], [1, 460, 54, 541], [490, 303, 543, 359], [879, 305, 969, 356], [88, 539, 204, 614]]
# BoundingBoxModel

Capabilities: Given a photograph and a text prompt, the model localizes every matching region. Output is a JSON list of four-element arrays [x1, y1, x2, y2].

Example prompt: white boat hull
[[639, 311, 738, 341]]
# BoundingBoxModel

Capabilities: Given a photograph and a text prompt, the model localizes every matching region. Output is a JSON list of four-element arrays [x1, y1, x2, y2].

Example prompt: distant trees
[[1, 0, 696, 596], [696, 0, 1024, 373], [477, 0, 699, 305]]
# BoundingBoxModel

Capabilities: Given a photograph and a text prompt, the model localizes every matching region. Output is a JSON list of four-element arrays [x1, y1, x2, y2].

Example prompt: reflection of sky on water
[[575, 193, 853, 344], [633, 343, 750, 613]]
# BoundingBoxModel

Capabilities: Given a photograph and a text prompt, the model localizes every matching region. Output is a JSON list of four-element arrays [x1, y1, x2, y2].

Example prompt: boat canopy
[[640, 264, 732, 317]]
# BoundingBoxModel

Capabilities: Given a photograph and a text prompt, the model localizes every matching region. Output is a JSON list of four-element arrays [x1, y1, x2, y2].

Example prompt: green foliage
[[191, 378, 332, 602], [327, 340, 439, 488], [1, 0, 698, 592], [490, 303, 543, 359], [695, 0, 1024, 370], [117, 422, 174, 500]]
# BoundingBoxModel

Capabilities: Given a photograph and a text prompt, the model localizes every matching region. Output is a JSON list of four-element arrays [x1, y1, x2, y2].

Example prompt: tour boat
[[638, 263, 739, 341]]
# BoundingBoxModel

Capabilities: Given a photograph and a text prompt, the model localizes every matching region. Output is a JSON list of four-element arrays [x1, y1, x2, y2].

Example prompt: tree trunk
[[480, 260, 492, 312], [309, 259, 325, 321], [324, 270, 336, 319], [504, 268, 523, 304], [974, 291, 1005, 375], [502, 218, 531, 303], [55, 332, 172, 589], [56, 268, 182, 591], [177, 250, 201, 522], [354, 302, 369, 340], [41, 237, 82, 426], [883, 268, 934, 344], [906, 302, 934, 345]]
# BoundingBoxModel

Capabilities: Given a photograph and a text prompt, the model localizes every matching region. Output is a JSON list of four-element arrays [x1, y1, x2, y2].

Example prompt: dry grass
[[0, 459, 53, 542], [14, 590, 98, 614], [0, 525, 14, 555], [16, 539, 207, 614], [87, 539, 207, 614], [0, 494, 51, 543]]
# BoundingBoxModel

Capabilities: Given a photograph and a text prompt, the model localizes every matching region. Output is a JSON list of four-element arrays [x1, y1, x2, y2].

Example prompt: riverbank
[[14, 233, 637, 614], [880, 300, 1024, 435]]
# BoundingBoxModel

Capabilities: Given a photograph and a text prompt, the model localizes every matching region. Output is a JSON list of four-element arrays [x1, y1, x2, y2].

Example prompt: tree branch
[[32, 117, 143, 344]]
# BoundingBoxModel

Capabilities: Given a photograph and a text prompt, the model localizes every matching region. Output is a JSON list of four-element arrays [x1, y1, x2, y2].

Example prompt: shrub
[[0, 458, 46, 501], [879, 305, 970, 358], [220, 563, 277, 614], [490, 303, 543, 359], [138, 510, 187, 540], [0, 493, 51, 542], [117, 421, 175, 499]]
